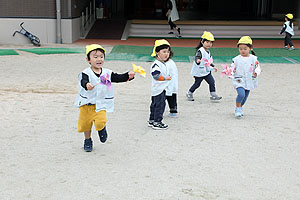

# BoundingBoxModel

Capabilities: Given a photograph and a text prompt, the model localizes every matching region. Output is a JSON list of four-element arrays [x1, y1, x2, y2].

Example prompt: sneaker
[[148, 120, 154, 127], [152, 122, 168, 130], [84, 138, 93, 152], [283, 46, 288, 49], [98, 127, 108, 143], [168, 31, 174, 34], [168, 113, 178, 118], [289, 46, 295, 51], [186, 92, 194, 101], [210, 95, 222, 101], [235, 107, 243, 118]]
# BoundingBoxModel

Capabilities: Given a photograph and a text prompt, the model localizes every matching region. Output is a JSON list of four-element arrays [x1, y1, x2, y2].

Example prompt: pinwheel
[[220, 64, 235, 78], [201, 57, 213, 67], [132, 63, 146, 77], [95, 73, 111, 90]]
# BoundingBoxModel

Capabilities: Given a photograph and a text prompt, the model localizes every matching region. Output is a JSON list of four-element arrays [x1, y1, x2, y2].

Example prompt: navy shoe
[[152, 122, 168, 130], [148, 120, 154, 127], [98, 127, 108, 143], [84, 138, 93, 152]]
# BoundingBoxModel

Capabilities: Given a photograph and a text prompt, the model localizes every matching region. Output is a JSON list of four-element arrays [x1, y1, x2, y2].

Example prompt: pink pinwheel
[[249, 66, 254, 73], [96, 73, 111, 90], [201, 57, 213, 67], [220, 64, 235, 78]]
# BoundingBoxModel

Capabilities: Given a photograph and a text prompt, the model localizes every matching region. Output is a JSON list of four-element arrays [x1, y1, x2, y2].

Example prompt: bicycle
[[13, 22, 41, 46]]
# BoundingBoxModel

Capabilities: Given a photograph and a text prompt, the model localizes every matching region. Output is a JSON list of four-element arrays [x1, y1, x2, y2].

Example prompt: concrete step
[[128, 23, 300, 39]]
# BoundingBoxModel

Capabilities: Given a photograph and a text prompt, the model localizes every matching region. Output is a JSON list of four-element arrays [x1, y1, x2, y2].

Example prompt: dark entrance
[[123, 0, 297, 20]]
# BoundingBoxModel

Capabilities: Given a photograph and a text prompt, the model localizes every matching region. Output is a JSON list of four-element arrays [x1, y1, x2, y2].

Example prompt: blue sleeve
[[152, 70, 161, 80]]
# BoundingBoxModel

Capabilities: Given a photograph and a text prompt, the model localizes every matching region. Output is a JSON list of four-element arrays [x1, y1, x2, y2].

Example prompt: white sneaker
[[168, 113, 178, 118], [152, 122, 168, 130], [186, 92, 194, 101], [210, 95, 222, 101], [235, 107, 243, 118], [289, 46, 295, 51]]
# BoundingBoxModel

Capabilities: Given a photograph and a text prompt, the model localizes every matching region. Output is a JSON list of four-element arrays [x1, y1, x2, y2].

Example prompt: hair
[[155, 44, 173, 60], [237, 43, 256, 56], [87, 48, 105, 61], [285, 16, 293, 27], [195, 38, 213, 52]]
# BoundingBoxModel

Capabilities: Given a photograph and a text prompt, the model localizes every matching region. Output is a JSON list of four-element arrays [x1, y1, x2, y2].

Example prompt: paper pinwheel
[[220, 64, 235, 78], [132, 63, 146, 77], [95, 73, 111, 90], [201, 57, 213, 67]]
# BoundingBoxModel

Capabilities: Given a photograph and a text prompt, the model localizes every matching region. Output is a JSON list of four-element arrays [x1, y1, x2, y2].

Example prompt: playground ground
[[0, 39, 300, 199]]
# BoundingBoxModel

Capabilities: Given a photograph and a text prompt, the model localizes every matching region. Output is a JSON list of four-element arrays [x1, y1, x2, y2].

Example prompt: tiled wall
[[0, 0, 91, 18]]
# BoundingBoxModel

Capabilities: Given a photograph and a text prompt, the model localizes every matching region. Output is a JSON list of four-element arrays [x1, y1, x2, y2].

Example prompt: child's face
[[238, 44, 251, 57], [156, 48, 170, 62], [87, 50, 105, 69], [202, 40, 213, 50]]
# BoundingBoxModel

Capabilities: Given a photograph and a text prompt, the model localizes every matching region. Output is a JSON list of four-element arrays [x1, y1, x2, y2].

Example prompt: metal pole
[[56, 0, 62, 44]]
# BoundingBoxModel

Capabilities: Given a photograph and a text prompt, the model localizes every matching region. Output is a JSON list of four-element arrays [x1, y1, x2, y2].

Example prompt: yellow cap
[[285, 13, 293, 20], [201, 31, 215, 41], [237, 36, 252, 45], [86, 44, 106, 55], [151, 39, 171, 57]]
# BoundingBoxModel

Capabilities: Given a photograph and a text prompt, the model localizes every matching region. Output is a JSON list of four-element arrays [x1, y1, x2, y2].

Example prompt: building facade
[[0, 0, 299, 45]]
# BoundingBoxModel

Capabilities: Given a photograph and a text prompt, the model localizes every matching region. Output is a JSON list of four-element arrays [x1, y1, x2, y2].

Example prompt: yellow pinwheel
[[132, 63, 146, 77]]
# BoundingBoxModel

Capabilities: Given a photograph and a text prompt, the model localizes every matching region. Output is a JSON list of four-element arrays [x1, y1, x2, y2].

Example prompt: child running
[[232, 36, 261, 118], [166, 57, 178, 118], [186, 31, 222, 101], [148, 39, 172, 130], [280, 13, 295, 50], [166, 0, 181, 38], [74, 44, 135, 152]]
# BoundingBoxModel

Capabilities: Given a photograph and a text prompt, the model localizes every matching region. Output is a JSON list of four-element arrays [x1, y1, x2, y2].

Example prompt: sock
[[210, 92, 217, 97]]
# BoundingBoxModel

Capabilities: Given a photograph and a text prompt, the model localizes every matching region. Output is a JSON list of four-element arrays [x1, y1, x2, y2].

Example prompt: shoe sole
[[147, 121, 154, 127], [152, 126, 168, 130], [235, 115, 242, 119], [168, 115, 178, 118], [210, 97, 222, 101], [84, 148, 93, 152]]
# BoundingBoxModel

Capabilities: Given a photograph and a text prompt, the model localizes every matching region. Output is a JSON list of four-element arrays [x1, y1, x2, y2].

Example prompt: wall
[[0, 18, 81, 45]]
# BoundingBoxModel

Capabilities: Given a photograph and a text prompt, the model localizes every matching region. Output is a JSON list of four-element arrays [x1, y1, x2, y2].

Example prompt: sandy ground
[[1, 45, 300, 200]]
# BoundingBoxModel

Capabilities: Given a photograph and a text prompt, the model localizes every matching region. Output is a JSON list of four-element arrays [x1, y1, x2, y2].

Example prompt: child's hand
[[86, 83, 94, 90], [213, 67, 218, 72], [128, 71, 135, 80], [196, 59, 201, 64], [165, 76, 172, 81]]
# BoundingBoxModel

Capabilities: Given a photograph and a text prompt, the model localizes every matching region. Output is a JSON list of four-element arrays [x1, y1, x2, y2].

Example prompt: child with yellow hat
[[74, 44, 135, 152], [232, 36, 261, 118], [280, 13, 295, 50], [148, 39, 173, 130], [186, 31, 222, 101]]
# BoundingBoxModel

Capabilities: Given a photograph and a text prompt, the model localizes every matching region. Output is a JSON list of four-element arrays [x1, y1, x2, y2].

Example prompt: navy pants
[[189, 72, 216, 93], [149, 91, 166, 122], [236, 87, 250, 106], [166, 93, 177, 113], [168, 19, 177, 30], [284, 32, 294, 47]]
